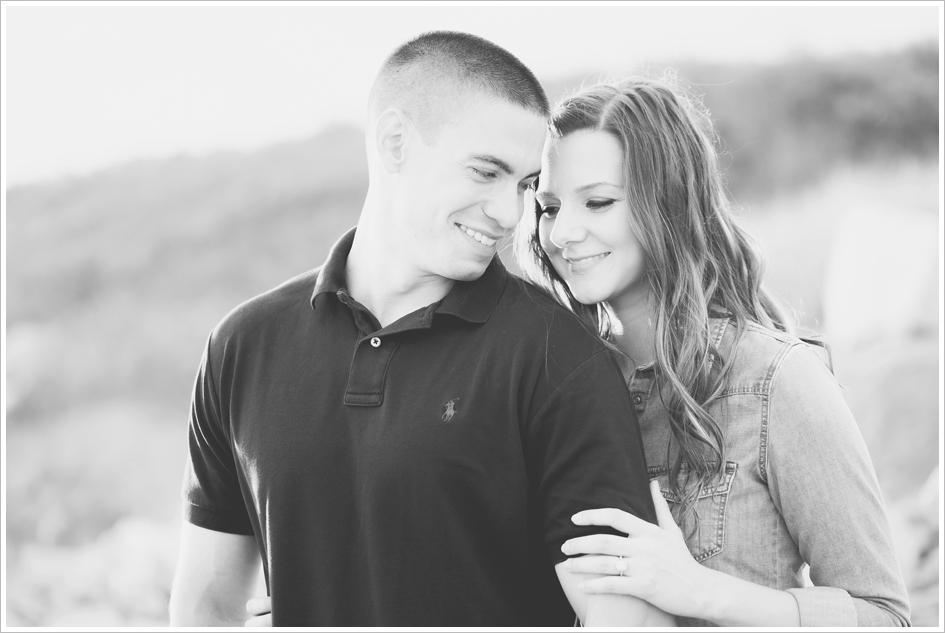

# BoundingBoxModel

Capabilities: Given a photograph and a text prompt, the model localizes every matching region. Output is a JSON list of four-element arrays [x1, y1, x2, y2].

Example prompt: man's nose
[[549, 204, 585, 249], [484, 185, 526, 232]]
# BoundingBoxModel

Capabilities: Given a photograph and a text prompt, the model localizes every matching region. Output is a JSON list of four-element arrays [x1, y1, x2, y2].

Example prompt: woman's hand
[[561, 479, 715, 621], [245, 595, 271, 627]]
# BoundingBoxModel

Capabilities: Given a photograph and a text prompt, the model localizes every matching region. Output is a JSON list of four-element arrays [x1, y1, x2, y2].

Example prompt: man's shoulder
[[210, 267, 322, 345], [497, 273, 599, 331], [493, 274, 614, 365]]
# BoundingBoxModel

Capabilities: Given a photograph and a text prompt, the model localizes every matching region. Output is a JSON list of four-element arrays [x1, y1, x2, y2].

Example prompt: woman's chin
[[569, 286, 608, 307]]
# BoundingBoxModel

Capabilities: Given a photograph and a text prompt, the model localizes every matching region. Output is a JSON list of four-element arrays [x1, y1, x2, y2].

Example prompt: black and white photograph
[[2, 2, 942, 628]]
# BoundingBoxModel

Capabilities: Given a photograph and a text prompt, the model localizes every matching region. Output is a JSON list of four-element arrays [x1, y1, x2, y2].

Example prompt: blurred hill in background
[[5, 42, 940, 625], [545, 41, 939, 200]]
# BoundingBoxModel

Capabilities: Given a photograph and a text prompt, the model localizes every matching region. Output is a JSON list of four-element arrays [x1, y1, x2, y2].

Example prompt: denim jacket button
[[632, 395, 643, 405]]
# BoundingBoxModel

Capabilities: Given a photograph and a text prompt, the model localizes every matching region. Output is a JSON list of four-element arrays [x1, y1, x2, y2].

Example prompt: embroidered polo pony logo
[[442, 398, 460, 422]]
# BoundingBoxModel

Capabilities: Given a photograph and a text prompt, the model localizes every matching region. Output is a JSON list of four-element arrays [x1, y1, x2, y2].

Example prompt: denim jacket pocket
[[647, 461, 738, 563]]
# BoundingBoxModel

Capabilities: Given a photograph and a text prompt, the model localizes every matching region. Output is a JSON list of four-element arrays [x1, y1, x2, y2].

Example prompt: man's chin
[[442, 260, 491, 282]]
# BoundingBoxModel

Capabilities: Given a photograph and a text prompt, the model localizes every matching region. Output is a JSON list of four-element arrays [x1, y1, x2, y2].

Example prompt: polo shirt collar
[[310, 227, 507, 325], [311, 227, 355, 301], [433, 257, 506, 324]]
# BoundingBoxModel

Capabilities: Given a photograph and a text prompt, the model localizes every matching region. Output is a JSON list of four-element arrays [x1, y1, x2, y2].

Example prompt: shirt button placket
[[344, 336, 395, 406]]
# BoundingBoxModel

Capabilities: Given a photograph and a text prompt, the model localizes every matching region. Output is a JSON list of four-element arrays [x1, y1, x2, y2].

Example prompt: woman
[[514, 76, 911, 627]]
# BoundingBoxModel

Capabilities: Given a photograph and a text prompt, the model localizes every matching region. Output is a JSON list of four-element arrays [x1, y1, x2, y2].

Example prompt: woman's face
[[536, 130, 647, 309]]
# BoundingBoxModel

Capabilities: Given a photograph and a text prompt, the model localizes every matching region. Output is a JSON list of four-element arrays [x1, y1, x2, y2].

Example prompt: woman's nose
[[549, 205, 586, 249]]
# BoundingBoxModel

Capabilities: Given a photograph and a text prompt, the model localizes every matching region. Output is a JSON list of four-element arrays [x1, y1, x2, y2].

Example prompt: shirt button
[[370, 337, 381, 348], [632, 395, 643, 405]]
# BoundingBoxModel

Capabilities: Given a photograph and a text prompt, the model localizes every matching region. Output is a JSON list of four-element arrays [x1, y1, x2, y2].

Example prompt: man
[[169, 31, 662, 626]]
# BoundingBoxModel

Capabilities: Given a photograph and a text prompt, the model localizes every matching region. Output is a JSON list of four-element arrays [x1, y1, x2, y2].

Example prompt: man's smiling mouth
[[457, 223, 498, 247]]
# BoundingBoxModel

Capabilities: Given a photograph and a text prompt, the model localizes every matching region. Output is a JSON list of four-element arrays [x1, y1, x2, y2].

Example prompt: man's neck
[[346, 219, 455, 329]]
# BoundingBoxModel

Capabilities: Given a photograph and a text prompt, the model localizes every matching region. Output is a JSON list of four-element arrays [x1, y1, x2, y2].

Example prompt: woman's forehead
[[539, 131, 624, 192]]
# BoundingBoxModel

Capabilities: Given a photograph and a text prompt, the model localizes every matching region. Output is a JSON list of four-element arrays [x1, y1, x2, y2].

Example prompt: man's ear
[[374, 108, 411, 174]]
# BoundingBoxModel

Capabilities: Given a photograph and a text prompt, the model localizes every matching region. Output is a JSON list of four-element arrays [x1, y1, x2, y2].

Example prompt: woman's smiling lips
[[563, 251, 610, 274]]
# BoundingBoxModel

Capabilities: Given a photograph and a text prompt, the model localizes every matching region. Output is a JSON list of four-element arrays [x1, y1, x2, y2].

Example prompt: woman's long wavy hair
[[515, 75, 795, 526]]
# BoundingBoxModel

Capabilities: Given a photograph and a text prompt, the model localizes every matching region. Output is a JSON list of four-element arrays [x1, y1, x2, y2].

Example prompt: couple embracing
[[169, 31, 910, 627]]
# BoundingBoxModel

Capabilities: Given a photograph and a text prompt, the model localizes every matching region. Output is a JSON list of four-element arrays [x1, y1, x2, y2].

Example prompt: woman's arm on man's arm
[[169, 522, 261, 626]]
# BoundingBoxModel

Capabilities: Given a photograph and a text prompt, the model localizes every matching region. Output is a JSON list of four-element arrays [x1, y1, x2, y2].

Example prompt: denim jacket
[[631, 318, 911, 627]]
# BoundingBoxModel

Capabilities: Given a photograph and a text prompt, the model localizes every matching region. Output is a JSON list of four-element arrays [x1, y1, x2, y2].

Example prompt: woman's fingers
[[571, 507, 656, 536], [562, 533, 636, 557], [565, 554, 630, 576], [580, 574, 653, 599], [649, 480, 679, 532], [246, 596, 271, 617]]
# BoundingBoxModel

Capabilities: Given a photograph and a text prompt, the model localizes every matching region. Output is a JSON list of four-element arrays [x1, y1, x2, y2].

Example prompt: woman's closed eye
[[586, 198, 617, 211]]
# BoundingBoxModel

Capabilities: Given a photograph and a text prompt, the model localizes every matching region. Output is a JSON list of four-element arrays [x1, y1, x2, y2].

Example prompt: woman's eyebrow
[[575, 181, 622, 193], [535, 190, 558, 202]]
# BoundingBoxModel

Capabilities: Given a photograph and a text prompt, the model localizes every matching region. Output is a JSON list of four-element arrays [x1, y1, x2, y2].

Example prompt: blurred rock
[[832, 334, 939, 502], [5, 401, 186, 552], [823, 204, 938, 351], [5, 322, 61, 417], [887, 467, 940, 626], [7, 517, 180, 626], [45, 607, 126, 627], [739, 161, 938, 337]]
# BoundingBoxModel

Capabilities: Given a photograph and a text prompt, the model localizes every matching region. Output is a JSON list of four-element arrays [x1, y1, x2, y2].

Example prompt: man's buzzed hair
[[369, 31, 550, 141]]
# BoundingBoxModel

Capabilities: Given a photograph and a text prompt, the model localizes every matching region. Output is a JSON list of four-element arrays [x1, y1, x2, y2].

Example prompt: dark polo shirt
[[183, 228, 656, 626]]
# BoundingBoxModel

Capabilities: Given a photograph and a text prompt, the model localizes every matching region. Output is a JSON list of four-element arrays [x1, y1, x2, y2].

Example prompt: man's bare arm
[[555, 560, 675, 627], [169, 522, 261, 626]]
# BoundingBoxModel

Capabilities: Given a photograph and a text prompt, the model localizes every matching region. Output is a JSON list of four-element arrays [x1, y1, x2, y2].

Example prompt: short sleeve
[[181, 334, 254, 535], [766, 344, 910, 626], [524, 350, 656, 565]]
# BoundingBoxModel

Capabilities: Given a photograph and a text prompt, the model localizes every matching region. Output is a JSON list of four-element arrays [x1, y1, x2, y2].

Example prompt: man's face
[[393, 96, 547, 282]]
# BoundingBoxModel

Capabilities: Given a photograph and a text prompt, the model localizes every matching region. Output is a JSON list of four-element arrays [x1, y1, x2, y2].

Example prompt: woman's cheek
[[538, 217, 565, 263], [537, 216, 570, 281], [537, 215, 555, 251]]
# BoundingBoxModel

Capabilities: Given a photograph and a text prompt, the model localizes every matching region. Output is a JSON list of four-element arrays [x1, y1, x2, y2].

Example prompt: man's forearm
[[169, 595, 247, 626], [584, 593, 675, 627], [169, 524, 262, 626], [169, 580, 256, 626]]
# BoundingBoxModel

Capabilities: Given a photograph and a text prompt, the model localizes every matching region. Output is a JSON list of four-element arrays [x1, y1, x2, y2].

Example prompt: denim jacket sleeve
[[765, 343, 911, 626]]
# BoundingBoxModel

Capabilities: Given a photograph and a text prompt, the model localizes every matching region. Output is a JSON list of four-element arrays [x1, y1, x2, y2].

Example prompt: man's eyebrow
[[469, 154, 543, 180], [575, 181, 622, 193], [469, 154, 514, 175]]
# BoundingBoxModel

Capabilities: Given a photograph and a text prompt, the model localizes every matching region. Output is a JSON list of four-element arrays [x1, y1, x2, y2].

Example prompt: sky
[[2, 3, 940, 186]]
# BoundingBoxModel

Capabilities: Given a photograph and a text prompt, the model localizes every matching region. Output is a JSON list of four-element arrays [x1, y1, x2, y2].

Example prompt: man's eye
[[471, 168, 497, 180], [586, 199, 615, 210], [540, 206, 559, 218]]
